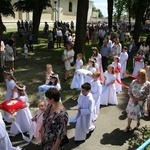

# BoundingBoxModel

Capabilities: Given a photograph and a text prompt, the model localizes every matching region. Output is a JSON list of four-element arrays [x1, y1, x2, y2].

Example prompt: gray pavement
[[10, 77, 150, 150]]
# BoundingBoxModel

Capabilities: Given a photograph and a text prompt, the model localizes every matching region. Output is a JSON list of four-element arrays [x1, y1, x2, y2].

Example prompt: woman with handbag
[[62, 42, 75, 81], [124, 69, 149, 132], [41, 88, 68, 150]]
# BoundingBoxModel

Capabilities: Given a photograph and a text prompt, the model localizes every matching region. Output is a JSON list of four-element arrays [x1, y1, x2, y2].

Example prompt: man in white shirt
[[98, 27, 106, 46], [56, 27, 63, 48]]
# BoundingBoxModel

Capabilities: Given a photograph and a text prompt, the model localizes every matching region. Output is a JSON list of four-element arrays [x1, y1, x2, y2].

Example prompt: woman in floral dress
[[41, 88, 68, 150], [124, 69, 149, 132]]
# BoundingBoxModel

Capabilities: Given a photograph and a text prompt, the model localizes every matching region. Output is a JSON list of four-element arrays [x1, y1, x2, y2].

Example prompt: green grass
[[0, 31, 83, 106]]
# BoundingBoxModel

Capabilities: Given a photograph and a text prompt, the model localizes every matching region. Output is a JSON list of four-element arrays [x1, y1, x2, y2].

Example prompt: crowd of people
[[0, 20, 150, 150]]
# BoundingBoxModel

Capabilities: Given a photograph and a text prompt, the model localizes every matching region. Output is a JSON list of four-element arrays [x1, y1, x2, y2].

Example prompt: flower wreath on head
[[15, 84, 26, 91]]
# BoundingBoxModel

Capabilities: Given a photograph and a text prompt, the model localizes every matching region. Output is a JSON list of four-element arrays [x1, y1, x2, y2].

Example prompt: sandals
[[123, 127, 131, 133], [134, 122, 140, 130]]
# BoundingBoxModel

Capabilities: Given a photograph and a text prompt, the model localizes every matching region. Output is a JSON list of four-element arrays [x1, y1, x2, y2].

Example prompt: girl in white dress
[[85, 58, 96, 83], [10, 83, 33, 136], [144, 62, 150, 81], [112, 56, 122, 93], [119, 47, 128, 79], [3, 71, 16, 123], [45, 64, 54, 85], [92, 47, 104, 82], [0, 113, 21, 150], [90, 71, 102, 121], [49, 74, 61, 91], [70, 53, 84, 89], [23, 40, 28, 59], [132, 49, 145, 77], [100, 64, 118, 105], [32, 100, 46, 143]]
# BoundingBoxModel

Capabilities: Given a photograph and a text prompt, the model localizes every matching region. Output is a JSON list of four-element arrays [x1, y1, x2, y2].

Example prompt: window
[[69, 2, 72, 12]]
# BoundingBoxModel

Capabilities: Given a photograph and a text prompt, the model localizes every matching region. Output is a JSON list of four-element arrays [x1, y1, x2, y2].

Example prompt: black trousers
[[102, 56, 108, 72]]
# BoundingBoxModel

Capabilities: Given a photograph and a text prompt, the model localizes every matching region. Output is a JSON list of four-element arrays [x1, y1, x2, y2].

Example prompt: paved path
[[10, 77, 150, 150]]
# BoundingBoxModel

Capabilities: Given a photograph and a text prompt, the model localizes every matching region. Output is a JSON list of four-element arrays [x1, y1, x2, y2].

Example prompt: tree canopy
[[92, 6, 103, 18]]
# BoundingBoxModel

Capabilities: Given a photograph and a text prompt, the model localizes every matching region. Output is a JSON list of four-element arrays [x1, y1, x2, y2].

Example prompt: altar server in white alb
[[10, 83, 33, 136], [0, 113, 21, 150], [90, 71, 102, 121], [70, 53, 84, 89], [74, 83, 95, 141], [119, 46, 128, 79]]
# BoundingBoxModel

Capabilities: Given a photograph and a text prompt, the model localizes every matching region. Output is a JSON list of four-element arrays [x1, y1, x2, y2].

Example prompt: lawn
[[0, 29, 97, 106]]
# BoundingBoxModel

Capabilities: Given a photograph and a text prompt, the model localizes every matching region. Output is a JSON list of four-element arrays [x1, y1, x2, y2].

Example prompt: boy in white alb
[[90, 71, 102, 121], [74, 83, 95, 141]]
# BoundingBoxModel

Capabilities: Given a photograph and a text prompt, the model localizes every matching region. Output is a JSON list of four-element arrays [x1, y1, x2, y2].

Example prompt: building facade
[[3, 0, 93, 24]]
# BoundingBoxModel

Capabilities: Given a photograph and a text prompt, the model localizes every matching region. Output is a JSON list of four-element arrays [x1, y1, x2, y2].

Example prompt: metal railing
[[136, 138, 150, 150]]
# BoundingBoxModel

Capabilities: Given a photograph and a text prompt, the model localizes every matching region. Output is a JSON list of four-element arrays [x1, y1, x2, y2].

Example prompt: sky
[[93, 0, 108, 17]]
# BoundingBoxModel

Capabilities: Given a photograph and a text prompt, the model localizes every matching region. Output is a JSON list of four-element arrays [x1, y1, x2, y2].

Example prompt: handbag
[[70, 61, 75, 66], [60, 135, 69, 147]]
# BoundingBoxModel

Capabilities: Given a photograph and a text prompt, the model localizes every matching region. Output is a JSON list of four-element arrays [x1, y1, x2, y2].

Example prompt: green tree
[[97, 9, 103, 18], [74, 0, 89, 62], [107, 0, 114, 29], [14, 0, 52, 43], [114, 0, 126, 22], [132, 0, 149, 43], [92, 6, 103, 18], [0, 0, 14, 39], [125, 0, 134, 24]]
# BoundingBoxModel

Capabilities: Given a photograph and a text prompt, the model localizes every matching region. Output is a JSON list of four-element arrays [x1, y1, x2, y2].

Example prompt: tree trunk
[[32, 1, 43, 44], [0, 14, 4, 40], [107, 0, 114, 29], [127, 0, 131, 24], [133, 0, 146, 44], [74, 0, 89, 62]]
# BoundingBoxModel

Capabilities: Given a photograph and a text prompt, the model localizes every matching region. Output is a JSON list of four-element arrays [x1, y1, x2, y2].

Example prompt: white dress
[[0, 113, 21, 150], [10, 95, 33, 135], [132, 54, 145, 77], [70, 59, 84, 89], [95, 53, 104, 82], [100, 72, 118, 105], [90, 80, 102, 121], [5, 44, 14, 61], [3, 79, 16, 123], [112, 62, 122, 93], [74, 92, 95, 141], [34, 109, 44, 140], [63, 49, 75, 71], [85, 66, 96, 83], [119, 52, 128, 79]]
